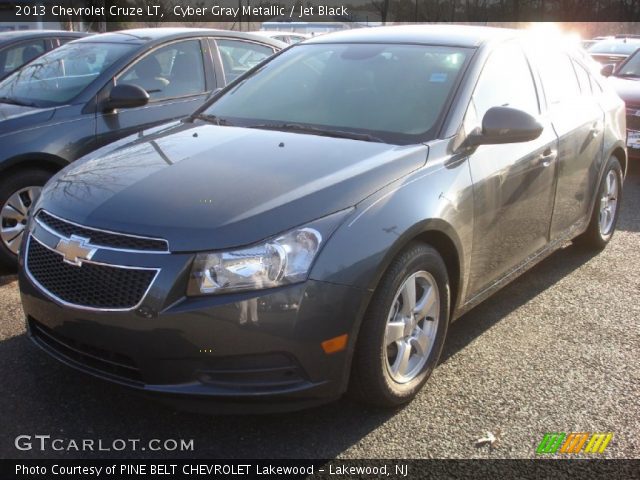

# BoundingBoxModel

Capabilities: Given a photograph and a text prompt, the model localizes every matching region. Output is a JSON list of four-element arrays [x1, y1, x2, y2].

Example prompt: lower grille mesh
[[26, 238, 156, 310], [29, 318, 142, 384]]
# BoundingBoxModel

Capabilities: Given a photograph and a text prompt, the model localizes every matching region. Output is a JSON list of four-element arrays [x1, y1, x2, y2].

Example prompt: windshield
[[588, 40, 640, 55], [0, 42, 135, 107], [617, 50, 640, 77], [203, 43, 471, 144]]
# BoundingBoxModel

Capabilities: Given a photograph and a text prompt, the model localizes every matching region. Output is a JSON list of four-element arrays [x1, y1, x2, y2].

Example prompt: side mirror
[[103, 84, 149, 111], [601, 63, 615, 77], [466, 106, 543, 146]]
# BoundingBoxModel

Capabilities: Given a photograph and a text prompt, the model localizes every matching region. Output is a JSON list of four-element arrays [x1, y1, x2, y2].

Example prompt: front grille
[[29, 317, 143, 384], [26, 237, 157, 310], [37, 211, 168, 252]]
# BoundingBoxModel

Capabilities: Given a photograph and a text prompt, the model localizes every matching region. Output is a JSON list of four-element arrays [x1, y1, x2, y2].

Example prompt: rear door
[[532, 50, 605, 240], [95, 38, 214, 150], [466, 42, 559, 295]]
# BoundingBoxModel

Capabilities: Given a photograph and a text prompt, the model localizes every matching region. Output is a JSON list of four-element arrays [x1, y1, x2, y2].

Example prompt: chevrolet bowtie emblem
[[55, 235, 97, 266]]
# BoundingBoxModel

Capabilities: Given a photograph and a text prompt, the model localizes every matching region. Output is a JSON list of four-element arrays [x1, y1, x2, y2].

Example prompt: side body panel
[[309, 140, 474, 313]]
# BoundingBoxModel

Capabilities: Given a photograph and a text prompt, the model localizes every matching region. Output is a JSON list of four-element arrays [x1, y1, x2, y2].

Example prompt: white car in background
[[252, 30, 311, 44]]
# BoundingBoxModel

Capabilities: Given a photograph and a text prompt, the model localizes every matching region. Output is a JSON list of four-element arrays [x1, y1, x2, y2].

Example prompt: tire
[[349, 242, 450, 407], [0, 168, 52, 268], [573, 156, 623, 250]]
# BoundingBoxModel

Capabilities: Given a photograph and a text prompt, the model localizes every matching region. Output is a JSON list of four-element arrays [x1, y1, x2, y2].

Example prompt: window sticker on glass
[[430, 72, 448, 82]]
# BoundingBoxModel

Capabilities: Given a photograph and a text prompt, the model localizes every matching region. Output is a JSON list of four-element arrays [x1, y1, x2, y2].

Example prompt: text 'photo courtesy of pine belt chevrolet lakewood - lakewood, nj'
[[0, 24, 627, 413]]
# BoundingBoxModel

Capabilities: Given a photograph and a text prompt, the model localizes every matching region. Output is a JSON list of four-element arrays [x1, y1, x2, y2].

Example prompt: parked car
[[19, 25, 626, 412], [0, 28, 284, 266], [253, 30, 311, 44], [587, 37, 640, 66], [602, 48, 640, 159], [0, 30, 88, 81]]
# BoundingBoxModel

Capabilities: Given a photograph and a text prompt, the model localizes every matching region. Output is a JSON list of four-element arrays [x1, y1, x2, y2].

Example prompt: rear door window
[[572, 60, 592, 95], [0, 39, 46, 76], [537, 52, 581, 105], [215, 39, 275, 83]]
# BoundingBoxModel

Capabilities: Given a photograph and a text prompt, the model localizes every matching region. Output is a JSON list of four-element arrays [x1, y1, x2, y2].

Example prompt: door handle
[[537, 149, 557, 167], [590, 125, 601, 138]]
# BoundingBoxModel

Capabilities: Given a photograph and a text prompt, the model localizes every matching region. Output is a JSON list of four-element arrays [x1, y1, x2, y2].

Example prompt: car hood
[[608, 75, 640, 105], [40, 122, 428, 252], [0, 102, 56, 134]]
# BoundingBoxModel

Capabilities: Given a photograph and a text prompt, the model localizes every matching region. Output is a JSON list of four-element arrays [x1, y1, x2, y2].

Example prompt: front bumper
[[19, 247, 369, 413]]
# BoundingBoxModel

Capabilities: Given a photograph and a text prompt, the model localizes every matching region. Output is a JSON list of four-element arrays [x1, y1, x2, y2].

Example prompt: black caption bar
[[2, 459, 639, 480], [3, 0, 640, 23]]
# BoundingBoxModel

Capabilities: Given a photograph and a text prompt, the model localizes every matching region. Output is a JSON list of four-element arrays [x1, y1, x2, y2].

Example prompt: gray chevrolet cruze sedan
[[19, 26, 626, 412]]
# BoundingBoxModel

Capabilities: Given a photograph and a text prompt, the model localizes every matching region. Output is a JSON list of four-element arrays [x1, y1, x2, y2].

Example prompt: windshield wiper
[[0, 96, 39, 107], [246, 123, 385, 143], [194, 113, 234, 126], [616, 73, 640, 78]]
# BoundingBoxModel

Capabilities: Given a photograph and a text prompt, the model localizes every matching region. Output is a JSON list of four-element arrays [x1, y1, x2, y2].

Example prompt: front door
[[466, 42, 559, 295], [95, 38, 212, 150]]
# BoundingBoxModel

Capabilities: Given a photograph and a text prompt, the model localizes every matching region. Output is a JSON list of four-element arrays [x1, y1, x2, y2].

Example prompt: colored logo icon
[[536, 432, 613, 454]]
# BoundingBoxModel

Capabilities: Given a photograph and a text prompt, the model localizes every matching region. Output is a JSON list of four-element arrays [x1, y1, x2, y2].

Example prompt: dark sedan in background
[[19, 26, 626, 412], [602, 48, 640, 159], [588, 37, 640, 66], [0, 29, 88, 80], [0, 28, 284, 266]]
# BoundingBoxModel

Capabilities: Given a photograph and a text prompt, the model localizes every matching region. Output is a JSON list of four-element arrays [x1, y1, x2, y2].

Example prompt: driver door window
[[117, 40, 206, 101], [471, 43, 539, 123]]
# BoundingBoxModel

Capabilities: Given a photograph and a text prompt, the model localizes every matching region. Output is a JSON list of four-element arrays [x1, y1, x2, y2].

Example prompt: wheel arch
[[365, 218, 465, 322], [0, 153, 68, 180], [610, 145, 627, 178]]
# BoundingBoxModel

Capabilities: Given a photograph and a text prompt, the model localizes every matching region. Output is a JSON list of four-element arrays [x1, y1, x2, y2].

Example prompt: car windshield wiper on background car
[[246, 123, 385, 143], [194, 113, 234, 126], [0, 96, 39, 107]]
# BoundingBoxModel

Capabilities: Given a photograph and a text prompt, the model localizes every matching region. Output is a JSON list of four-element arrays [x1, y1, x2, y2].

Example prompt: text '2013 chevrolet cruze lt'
[[19, 26, 626, 412]]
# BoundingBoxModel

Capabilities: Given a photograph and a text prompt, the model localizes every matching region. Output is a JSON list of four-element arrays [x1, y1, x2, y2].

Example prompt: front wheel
[[349, 243, 450, 407], [0, 169, 52, 268], [573, 156, 623, 250]]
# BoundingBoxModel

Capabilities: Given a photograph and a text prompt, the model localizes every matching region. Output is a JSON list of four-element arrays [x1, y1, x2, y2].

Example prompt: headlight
[[187, 227, 323, 296]]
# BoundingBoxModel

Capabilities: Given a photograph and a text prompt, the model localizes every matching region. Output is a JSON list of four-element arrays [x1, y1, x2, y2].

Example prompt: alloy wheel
[[598, 170, 619, 237], [384, 270, 440, 384], [0, 186, 41, 255]]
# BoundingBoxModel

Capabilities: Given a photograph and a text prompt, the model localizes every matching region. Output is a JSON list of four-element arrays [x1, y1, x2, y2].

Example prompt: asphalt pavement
[[1, 167, 638, 460]]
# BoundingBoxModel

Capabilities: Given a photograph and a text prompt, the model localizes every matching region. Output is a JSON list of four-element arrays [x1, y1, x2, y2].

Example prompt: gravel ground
[[0, 168, 638, 460]]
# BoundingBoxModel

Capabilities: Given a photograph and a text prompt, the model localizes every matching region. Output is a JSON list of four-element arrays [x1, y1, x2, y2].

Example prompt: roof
[[304, 24, 518, 48], [0, 30, 87, 43], [254, 31, 310, 38], [72, 28, 285, 48]]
